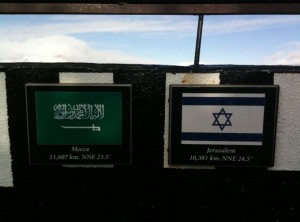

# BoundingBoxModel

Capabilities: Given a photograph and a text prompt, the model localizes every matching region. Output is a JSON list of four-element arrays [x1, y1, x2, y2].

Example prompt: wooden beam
[[1, 3, 300, 14]]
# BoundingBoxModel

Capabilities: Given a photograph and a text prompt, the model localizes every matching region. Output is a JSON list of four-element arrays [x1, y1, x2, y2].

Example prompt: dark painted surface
[[114, 71, 165, 167], [1, 63, 300, 221], [220, 71, 274, 85], [1, 0, 298, 4]]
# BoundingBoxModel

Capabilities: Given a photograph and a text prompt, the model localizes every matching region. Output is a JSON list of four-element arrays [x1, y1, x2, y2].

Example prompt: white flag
[[181, 93, 265, 145]]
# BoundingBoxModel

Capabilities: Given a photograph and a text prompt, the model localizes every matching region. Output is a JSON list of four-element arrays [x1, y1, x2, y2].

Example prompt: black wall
[[1, 63, 300, 221]]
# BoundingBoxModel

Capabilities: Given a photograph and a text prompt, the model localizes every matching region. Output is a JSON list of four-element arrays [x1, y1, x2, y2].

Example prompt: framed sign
[[169, 85, 279, 167], [26, 83, 132, 165]]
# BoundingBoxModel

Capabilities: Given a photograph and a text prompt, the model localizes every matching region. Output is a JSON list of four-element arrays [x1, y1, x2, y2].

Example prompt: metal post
[[194, 15, 204, 66]]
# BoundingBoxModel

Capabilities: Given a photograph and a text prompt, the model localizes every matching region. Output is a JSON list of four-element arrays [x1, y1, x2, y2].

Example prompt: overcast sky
[[1, 14, 300, 65]]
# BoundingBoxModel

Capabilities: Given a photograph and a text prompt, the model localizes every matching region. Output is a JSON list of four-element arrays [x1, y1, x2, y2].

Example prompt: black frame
[[26, 83, 132, 165], [169, 84, 279, 167]]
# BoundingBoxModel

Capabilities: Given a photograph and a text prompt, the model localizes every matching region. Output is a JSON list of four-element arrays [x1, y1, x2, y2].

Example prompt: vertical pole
[[194, 15, 204, 66]]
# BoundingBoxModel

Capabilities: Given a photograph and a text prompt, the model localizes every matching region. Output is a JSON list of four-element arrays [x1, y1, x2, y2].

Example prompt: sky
[[1, 14, 300, 65]]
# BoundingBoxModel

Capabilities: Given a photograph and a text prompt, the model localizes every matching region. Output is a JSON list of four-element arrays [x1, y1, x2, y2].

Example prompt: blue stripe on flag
[[182, 97, 265, 106], [181, 133, 263, 142]]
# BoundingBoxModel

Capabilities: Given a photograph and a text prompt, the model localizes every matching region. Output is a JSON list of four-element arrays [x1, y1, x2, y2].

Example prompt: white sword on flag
[[60, 124, 100, 132]]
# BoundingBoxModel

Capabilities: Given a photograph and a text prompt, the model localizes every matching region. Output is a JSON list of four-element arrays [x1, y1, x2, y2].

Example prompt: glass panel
[[201, 15, 300, 65], [0, 15, 198, 65]]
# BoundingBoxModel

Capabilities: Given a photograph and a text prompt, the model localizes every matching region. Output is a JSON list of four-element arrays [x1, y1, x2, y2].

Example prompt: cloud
[[0, 35, 157, 64], [204, 15, 300, 35], [176, 61, 193, 66], [264, 41, 300, 65], [1, 15, 196, 41], [3, 15, 300, 65], [0, 15, 197, 64], [3, 15, 299, 40], [6, 15, 299, 41]]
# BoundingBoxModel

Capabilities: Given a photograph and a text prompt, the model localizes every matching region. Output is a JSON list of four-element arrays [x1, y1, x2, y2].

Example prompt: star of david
[[212, 108, 233, 131]]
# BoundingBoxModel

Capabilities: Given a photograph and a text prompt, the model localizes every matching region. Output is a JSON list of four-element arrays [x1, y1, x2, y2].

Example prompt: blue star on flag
[[212, 108, 233, 131]]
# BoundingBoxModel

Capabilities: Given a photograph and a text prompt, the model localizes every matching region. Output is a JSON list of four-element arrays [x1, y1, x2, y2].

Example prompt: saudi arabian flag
[[181, 93, 265, 146]]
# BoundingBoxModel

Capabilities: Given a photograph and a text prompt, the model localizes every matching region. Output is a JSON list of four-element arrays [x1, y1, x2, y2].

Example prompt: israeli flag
[[181, 93, 265, 146]]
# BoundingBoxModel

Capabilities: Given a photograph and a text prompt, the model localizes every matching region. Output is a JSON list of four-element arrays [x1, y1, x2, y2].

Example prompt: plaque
[[26, 83, 132, 165], [169, 85, 279, 167]]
